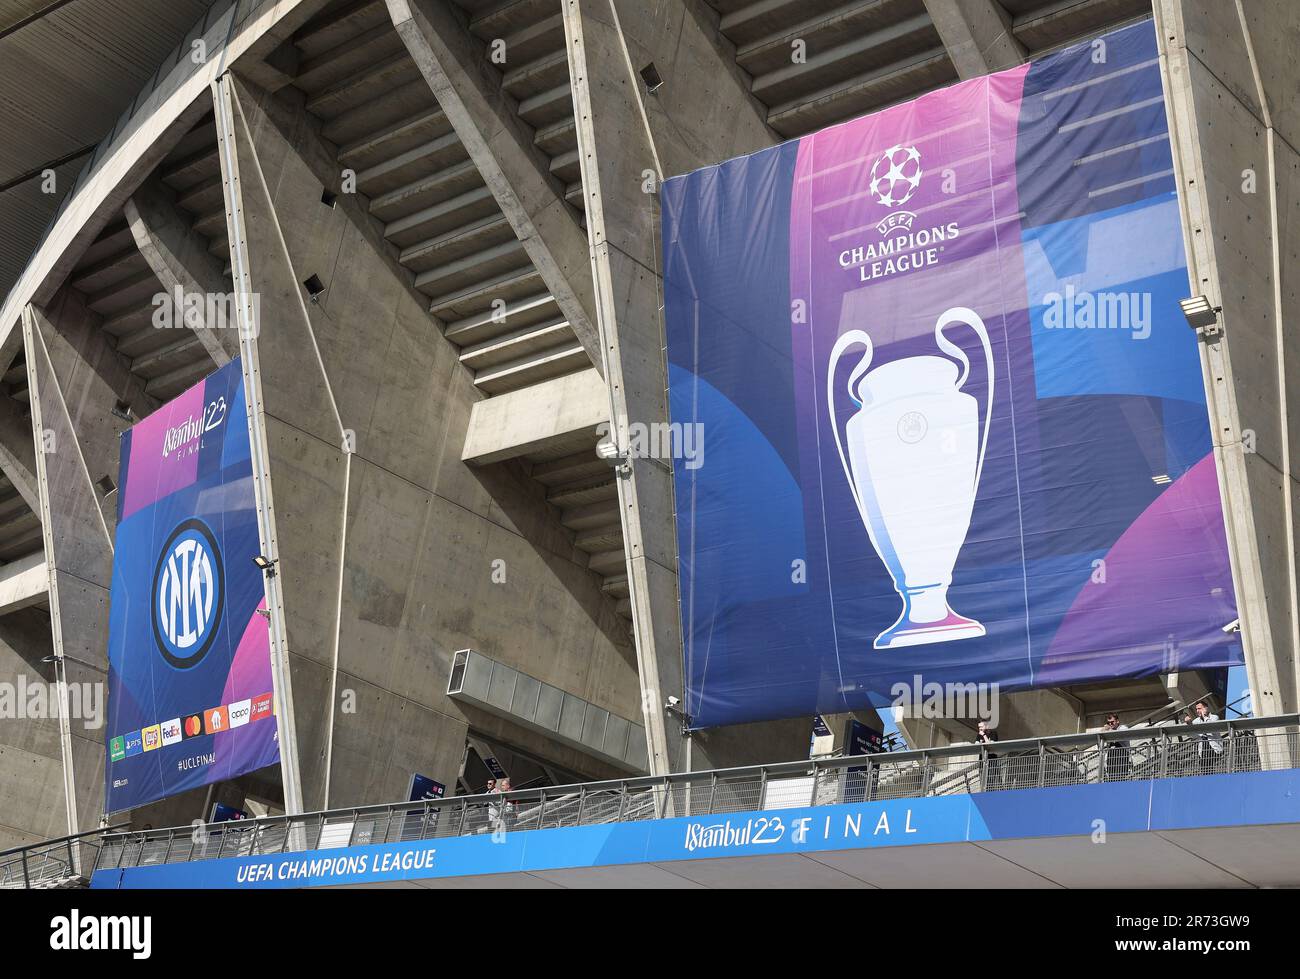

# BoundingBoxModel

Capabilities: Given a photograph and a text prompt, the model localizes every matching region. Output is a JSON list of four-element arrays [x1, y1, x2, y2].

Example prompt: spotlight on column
[[111, 400, 134, 422], [596, 434, 630, 476], [1223, 618, 1240, 634], [1179, 295, 1219, 335], [595, 435, 619, 461], [303, 274, 326, 304], [253, 554, 279, 577], [664, 696, 688, 735], [639, 62, 664, 94]]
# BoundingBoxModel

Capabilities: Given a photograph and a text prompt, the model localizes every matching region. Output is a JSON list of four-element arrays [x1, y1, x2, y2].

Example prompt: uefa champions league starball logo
[[152, 518, 224, 669], [869, 144, 923, 209]]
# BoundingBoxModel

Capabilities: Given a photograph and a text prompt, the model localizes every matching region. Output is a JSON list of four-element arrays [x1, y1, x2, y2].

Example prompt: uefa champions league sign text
[[828, 307, 994, 649]]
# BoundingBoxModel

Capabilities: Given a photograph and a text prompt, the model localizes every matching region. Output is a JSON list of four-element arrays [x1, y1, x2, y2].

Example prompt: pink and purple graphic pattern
[[662, 22, 1239, 727]]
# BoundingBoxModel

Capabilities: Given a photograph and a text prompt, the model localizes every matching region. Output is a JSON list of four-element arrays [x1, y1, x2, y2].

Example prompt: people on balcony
[[976, 720, 1001, 790], [1190, 700, 1224, 774], [1102, 713, 1131, 781]]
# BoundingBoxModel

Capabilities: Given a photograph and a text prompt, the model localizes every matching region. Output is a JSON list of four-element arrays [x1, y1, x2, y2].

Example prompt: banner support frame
[[211, 72, 306, 817]]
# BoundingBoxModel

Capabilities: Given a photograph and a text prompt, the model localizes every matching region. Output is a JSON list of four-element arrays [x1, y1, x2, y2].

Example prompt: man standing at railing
[[1102, 713, 1131, 781], [476, 779, 499, 835], [496, 778, 516, 830], [977, 720, 1001, 790], [1190, 701, 1224, 774]]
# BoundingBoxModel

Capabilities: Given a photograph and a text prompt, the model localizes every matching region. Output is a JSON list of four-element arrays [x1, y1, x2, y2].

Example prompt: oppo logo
[[228, 699, 251, 727]]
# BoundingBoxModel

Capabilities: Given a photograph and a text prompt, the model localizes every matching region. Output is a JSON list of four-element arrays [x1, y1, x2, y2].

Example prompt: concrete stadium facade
[[0, 0, 1295, 849]]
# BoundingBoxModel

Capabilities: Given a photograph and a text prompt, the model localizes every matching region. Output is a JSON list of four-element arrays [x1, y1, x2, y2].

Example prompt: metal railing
[[93, 714, 1299, 875], [0, 824, 130, 889]]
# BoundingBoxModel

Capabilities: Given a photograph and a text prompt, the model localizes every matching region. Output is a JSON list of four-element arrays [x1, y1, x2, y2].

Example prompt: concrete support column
[[895, 688, 1085, 750], [461, 368, 608, 464], [0, 553, 47, 616], [125, 175, 240, 366], [386, 0, 602, 366], [922, 0, 1026, 80], [0, 393, 41, 514], [211, 73, 328, 815], [21, 288, 152, 838], [0, 608, 63, 849], [562, 0, 810, 772], [211, 71, 643, 805], [1155, 0, 1300, 714]]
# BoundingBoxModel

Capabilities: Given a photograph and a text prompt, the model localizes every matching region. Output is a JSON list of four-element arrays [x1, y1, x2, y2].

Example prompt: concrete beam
[[0, 393, 40, 514], [562, 0, 804, 775], [0, 551, 48, 616], [21, 288, 130, 839], [462, 367, 607, 465], [0, 0, 313, 360], [23, 292, 155, 524], [124, 176, 240, 365], [1165, 670, 1221, 718], [237, 39, 303, 94], [223, 76, 433, 325], [997, 689, 1086, 738], [212, 72, 319, 817], [213, 72, 642, 811], [922, 0, 1027, 80], [0, 607, 65, 850], [1155, 0, 1300, 714], [889, 692, 1085, 746], [385, 0, 602, 370], [232, 0, 336, 93]]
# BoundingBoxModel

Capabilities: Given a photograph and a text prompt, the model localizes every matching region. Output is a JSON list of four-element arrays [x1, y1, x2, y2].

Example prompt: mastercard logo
[[183, 714, 203, 738]]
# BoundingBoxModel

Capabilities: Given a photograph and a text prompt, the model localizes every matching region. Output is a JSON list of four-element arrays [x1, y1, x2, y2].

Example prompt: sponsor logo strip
[[109, 692, 274, 763]]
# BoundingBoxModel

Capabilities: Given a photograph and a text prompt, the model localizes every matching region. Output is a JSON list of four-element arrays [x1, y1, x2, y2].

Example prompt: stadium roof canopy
[[0, 0, 222, 303], [0, 0, 1158, 314]]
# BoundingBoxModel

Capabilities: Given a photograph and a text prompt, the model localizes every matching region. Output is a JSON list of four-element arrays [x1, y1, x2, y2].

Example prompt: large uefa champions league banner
[[662, 22, 1242, 728], [104, 358, 279, 813]]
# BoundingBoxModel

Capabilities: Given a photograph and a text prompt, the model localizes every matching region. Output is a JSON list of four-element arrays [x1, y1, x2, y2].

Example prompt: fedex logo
[[160, 717, 183, 746]]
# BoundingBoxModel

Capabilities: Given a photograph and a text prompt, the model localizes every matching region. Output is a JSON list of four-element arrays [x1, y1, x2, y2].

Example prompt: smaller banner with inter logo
[[104, 357, 279, 813]]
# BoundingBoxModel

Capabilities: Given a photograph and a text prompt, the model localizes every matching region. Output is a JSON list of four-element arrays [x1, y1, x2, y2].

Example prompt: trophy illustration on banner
[[828, 307, 994, 649]]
